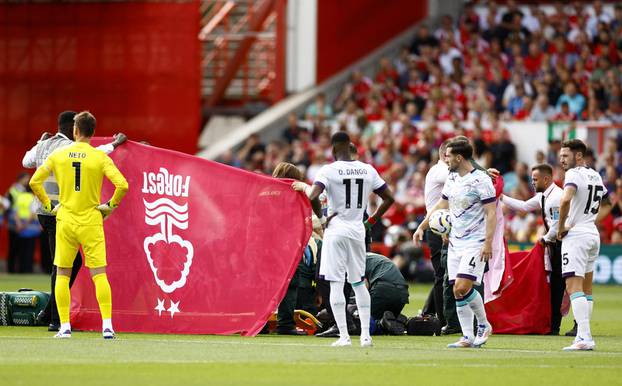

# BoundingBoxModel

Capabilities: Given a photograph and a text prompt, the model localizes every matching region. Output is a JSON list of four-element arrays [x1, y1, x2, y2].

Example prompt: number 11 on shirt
[[343, 178, 363, 208]]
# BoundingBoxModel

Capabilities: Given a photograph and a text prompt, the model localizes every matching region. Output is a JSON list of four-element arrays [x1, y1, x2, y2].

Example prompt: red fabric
[[484, 176, 513, 302], [0, 2, 201, 193], [485, 243, 551, 335], [70, 140, 312, 336]]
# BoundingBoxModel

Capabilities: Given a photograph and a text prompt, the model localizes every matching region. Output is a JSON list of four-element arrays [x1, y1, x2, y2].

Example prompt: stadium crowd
[[2, 2, 622, 275], [218, 1, 622, 259]]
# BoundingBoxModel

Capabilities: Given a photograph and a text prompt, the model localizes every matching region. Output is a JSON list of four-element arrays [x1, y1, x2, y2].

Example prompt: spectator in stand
[[305, 92, 333, 121], [503, 74, 534, 108], [220, 1, 622, 248], [506, 84, 527, 117], [530, 95, 557, 121], [410, 25, 439, 56], [237, 133, 266, 172], [12, 185, 40, 273], [553, 102, 577, 121], [556, 82, 586, 117], [587, 0, 613, 38], [524, 41, 544, 76], [282, 113, 306, 144], [435, 14, 459, 43], [4, 172, 30, 273], [438, 39, 462, 76], [490, 129, 517, 175]]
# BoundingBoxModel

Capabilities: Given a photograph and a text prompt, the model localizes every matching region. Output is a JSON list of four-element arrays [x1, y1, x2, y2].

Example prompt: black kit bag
[[406, 314, 442, 336]]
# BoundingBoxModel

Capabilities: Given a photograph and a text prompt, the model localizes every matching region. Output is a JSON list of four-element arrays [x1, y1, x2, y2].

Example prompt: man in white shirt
[[501, 163, 565, 335], [22, 110, 126, 331], [421, 139, 458, 332], [558, 139, 612, 350], [293, 132, 395, 347], [414, 140, 497, 348]]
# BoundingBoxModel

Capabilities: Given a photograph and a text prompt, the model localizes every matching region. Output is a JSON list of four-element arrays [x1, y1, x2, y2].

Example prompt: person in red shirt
[[524, 42, 544, 76], [553, 102, 577, 121], [375, 57, 399, 84], [351, 70, 373, 107]]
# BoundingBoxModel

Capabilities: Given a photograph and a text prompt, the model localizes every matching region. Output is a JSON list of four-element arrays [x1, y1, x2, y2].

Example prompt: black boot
[[315, 325, 340, 338], [565, 321, 577, 337]]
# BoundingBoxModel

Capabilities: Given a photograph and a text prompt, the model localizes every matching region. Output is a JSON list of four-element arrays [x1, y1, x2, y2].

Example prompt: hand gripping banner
[[69, 140, 312, 336]]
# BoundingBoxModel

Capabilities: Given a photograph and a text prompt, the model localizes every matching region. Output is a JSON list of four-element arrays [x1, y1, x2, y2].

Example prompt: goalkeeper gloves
[[96, 201, 118, 219], [42, 202, 60, 216]]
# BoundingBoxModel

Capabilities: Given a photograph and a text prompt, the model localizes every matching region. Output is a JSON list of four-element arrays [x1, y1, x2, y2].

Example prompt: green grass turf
[[1, 274, 621, 386]]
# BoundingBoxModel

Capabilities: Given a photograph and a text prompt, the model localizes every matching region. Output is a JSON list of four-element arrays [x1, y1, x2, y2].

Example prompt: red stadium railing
[[199, 0, 286, 107]]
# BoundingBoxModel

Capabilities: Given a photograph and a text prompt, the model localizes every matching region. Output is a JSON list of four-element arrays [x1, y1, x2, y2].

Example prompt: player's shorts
[[54, 220, 107, 269], [561, 229, 600, 278], [319, 234, 365, 284], [447, 242, 485, 285]]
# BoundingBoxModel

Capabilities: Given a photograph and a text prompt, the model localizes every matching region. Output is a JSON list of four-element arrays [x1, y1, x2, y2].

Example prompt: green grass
[[1, 274, 621, 386]]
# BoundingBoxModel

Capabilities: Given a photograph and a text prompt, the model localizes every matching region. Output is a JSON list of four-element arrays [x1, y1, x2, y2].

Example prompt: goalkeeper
[[29, 111, 128, 339]]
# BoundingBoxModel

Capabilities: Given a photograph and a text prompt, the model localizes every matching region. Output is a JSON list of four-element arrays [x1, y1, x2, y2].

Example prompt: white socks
[[60, 322, 71, 332], [586, 294, 593, 320], [455, 288, 486, 341], [102, 318, 113, 332], [352, 283, 371, 340], [456, 302, 474, 340], [329, 281, 348, 339], [469, 290, 488, 326], [570, 292, 591, 340]]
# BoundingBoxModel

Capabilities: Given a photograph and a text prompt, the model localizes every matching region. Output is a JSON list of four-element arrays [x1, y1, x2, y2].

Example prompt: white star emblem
[[155, 298, 166, 316], [168, 300, 180, 318]]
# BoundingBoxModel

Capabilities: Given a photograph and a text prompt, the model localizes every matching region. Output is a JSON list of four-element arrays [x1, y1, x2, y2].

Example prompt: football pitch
[[1, 275, 621, 386]]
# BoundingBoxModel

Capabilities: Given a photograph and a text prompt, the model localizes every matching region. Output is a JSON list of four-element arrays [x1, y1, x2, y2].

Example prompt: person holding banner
[[501, 163, 565, 335], [22, 110, 127, 331], [29, 111, 128, 339], [272, 162, 323, 335]]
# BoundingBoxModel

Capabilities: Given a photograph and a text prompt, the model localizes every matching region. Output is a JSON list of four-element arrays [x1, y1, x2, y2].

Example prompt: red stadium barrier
[[70, 140, 312, 335], [0, 1, 201, 194]]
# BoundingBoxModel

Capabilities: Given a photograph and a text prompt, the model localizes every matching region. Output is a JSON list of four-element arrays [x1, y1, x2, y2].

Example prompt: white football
[[429, 209, 451, 236]]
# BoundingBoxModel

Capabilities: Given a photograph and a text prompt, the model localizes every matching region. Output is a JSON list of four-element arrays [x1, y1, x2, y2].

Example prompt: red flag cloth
[[485, 243, 551, 334], [69, 140, 312, 336], [484, 175, 514, 302]]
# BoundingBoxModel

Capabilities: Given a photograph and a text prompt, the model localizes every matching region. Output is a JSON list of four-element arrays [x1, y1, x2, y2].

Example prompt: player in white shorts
[[414, 139, 497, 348], [293, 132, 395, 347], [557, 139, 612, 351]]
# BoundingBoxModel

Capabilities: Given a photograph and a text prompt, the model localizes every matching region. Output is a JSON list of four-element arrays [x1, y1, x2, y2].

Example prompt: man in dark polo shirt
[[317, 252, 409, 337]]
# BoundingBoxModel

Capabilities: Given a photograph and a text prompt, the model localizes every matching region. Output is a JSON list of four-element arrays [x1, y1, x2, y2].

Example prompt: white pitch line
[[1, 335, 622, 356], [0, 357, 620, 369]]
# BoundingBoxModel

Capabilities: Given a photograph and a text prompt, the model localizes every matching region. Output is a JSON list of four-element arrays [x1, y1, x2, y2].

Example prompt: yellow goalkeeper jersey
[[30, 141, 128, 226]]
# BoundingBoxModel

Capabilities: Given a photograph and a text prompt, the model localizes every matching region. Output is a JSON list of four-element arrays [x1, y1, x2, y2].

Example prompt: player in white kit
[[293, 132, 395, 347], [413, 139, 497, 348], [557, 139, 612, 351]]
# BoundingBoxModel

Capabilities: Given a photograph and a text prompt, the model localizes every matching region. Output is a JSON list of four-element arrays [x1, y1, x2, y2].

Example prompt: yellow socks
[[92, 273, 112, 321], [55, 275, 71, 325]]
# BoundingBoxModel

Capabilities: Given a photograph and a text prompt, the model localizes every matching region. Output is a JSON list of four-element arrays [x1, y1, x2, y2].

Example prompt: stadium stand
[[219, 2, 622, 254]]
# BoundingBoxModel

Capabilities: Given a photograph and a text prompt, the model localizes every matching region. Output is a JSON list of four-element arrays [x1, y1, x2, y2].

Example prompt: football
[[429, 209, 451, 237]]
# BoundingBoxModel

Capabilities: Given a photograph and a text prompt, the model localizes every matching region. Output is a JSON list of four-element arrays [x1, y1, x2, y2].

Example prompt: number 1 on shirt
[[72, 161, 81, 192]]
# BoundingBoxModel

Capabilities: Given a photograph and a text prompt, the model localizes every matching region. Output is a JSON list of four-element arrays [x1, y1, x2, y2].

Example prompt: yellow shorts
[[54, 220, 107, 269]]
